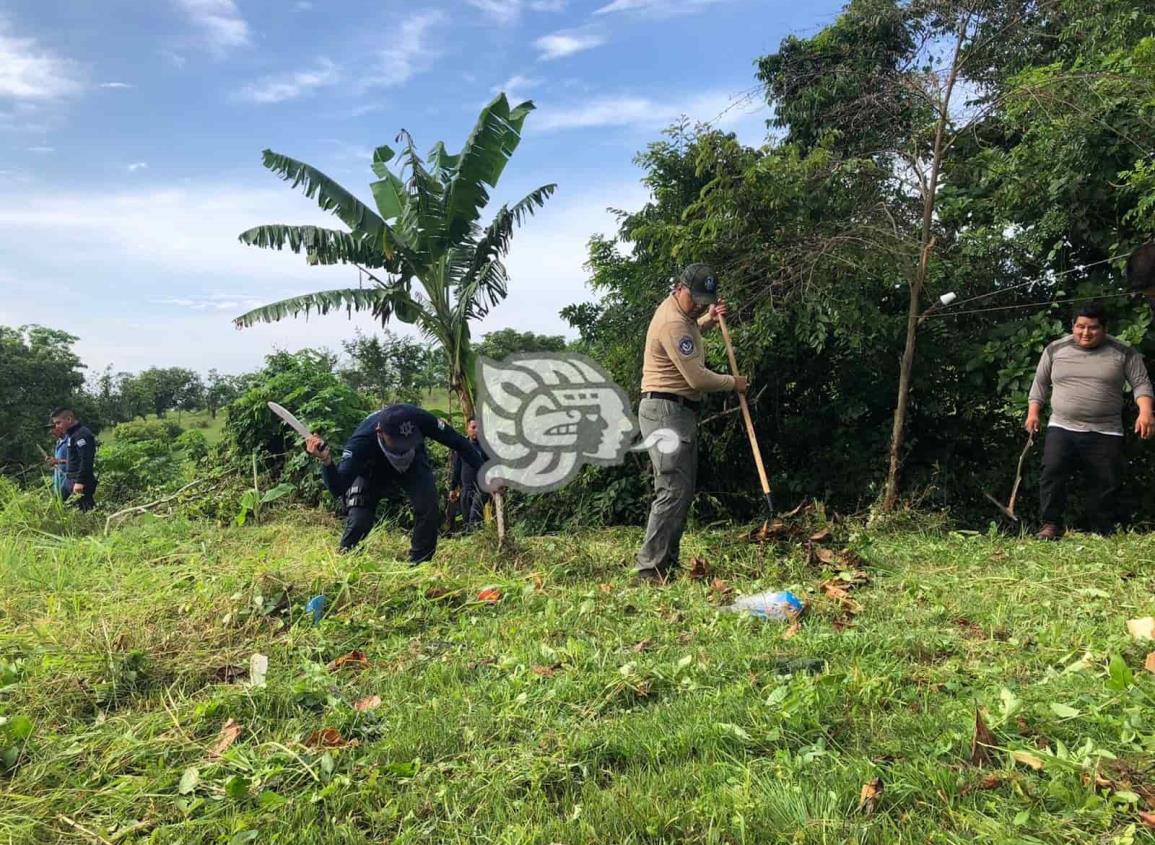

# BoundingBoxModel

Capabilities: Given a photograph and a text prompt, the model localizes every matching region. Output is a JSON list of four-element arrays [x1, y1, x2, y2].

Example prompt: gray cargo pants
[[636, 396, 698, 573]]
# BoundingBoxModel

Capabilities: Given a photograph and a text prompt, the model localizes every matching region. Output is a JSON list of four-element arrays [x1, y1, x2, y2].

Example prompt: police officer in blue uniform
[[449, 417, 489, 531], [49, 407, 98, 511], [304, 404, 483, 562]]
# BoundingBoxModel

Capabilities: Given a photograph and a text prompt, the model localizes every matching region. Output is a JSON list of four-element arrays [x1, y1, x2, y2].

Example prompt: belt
[[641, 391, 700, 413]]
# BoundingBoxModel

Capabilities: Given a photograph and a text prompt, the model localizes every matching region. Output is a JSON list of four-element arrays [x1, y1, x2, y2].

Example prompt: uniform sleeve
[[417, 410, 484, 469], [1124, 348, 1154, 400], [1028, 345, 1053, 406], [450, 453, 462, 489], [319, 436, 368, 498], [657, 321, 735, 393], [70, 428, 97, 484]]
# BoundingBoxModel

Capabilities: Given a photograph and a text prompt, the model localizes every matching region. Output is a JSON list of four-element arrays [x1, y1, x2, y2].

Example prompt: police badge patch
[[677, 336, 695, 356]]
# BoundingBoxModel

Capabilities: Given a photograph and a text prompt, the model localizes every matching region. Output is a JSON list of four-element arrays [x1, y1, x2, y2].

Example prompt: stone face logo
[[476, 353, 676, 493]]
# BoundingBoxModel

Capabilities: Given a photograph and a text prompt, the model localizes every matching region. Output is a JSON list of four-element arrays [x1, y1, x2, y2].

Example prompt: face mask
[[379, 438, 416, 473]]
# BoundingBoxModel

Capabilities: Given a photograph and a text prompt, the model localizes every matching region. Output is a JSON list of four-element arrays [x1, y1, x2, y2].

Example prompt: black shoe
[[636, 565, 678, 585]]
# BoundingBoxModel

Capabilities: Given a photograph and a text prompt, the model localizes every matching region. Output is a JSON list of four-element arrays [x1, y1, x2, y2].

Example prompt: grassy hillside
[[2, 505, 1155, 843]]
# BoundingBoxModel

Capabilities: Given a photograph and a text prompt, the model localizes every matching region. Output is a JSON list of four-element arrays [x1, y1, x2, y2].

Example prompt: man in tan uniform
[[637, 263, 748, 583]]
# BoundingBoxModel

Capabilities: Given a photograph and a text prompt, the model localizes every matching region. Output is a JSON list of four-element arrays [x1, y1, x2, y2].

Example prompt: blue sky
[[0, 0, 844, 376]]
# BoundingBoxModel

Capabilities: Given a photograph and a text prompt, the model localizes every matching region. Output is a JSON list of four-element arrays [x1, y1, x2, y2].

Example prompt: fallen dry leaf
[[326, 650, 369, 672], [1011, 750, 1045, 770], [476, 587, 502, 604], [809, 528, 832, 543], [821, 580, 863, 613], [1145, 652, 1155, 674], [209, 719, 242, 758], [1140, 811, 1155, 829], [529, 572, 544, 592], [532, 665, 559, 677], [814, 547, 839, 566], [978, 773, 1006, 790], [688, 557, 709, 581], [631, 638, 653, 653], [783, 622, 801, 639], [832, 616, 855, 632], [970, 708, 995, 766], [858, 777, 883, 816], [424, 586, 449, 599], [598, 583, 614, 594], [782, 500, 810, 518], [709, 578, 735, 603], [1127, 617, 1155, 641], [353, 695, 382, 712], [304, 727, 352, 749]]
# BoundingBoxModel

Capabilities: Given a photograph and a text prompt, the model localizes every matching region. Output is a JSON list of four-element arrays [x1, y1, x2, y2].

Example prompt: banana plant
[[234, 94, 556, 418]]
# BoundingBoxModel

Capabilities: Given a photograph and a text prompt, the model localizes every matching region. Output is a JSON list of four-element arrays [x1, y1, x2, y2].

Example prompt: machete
[[267, 402, 327, 454]]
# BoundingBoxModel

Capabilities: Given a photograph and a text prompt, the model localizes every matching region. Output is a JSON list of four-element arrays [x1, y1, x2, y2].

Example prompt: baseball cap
[[375, 405, 426, 453], [681, 263, 719, 306]]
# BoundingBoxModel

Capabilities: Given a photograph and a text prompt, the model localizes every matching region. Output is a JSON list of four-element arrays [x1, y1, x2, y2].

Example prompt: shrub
[[112, 418, 183, 443]]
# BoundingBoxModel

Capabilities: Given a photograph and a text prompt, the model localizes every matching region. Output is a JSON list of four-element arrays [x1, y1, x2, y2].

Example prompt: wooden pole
[[717, 313, 773, 516]]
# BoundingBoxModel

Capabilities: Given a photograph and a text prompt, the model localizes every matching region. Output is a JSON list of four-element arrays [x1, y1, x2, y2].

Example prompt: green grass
[[99, 410, 226, 447], [2, 505, 1155, 843]]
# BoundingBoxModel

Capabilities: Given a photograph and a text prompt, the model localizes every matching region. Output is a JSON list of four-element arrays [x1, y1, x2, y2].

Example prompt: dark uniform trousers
[[1040, 426, 1124, 534], [340, 452, 440, 562]]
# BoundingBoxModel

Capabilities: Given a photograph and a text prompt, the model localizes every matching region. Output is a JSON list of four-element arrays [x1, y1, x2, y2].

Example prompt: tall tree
[[234, 94, 555, 417]]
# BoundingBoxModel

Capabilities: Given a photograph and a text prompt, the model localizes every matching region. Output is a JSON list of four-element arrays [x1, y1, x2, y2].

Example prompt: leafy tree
[[234, 94, 555, 417], [476, 328, 566, 360], [0, 325, 87, 472], [221, 349, 373, 502], [340, 329, 432, 406]]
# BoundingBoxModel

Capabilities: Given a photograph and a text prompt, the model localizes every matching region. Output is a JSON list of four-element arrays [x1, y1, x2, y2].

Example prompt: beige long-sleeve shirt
[[641, 294, 735, 400], [1028, 335, 1154, 435]]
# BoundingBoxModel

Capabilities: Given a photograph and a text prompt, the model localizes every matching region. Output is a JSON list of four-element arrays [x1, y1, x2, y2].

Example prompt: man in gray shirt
[[1027, 303, 1155, 539]]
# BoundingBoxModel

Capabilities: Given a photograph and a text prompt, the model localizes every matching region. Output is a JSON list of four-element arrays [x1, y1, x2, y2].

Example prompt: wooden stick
[[717, 313, 773, 510], [494, 490, 506, 546], [1006, 433, 1035, 518]]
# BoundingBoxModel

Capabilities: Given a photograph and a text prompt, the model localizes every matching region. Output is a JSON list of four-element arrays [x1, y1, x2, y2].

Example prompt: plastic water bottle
[[724, 590, 805, 622]]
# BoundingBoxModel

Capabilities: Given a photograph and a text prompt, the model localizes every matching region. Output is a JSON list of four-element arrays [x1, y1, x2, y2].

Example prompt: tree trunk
[[879, 20, 968, 512]]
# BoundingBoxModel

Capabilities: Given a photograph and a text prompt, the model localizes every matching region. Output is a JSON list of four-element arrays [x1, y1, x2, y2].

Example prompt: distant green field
[[99, 409, 226, 446]]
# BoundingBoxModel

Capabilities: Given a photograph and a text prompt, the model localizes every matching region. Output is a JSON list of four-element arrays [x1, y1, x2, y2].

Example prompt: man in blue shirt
[[304, 404, 483, 562]]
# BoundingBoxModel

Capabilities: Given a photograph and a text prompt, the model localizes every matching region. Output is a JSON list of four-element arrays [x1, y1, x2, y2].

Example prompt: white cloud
[[536, 89, 768, 137], [99, 81, 133, 89], [494, 74, 540, 104], [0, 179, 650, 372], [534, 29, 606, 61], [466, 0, 565, 23], [174, 0, 250, 56], [365, 11, 446, 89], [467, 0, 522, 24], [235, 58, 339, 104], [0, 18, 83, 100], [126, 161, 148, 172], [27, 144, 54, 153], [595, 0, 728, 16]]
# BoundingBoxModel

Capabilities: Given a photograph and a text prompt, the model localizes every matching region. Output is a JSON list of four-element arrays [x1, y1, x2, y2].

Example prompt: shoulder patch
[[437, 418, 446, 430], [341, 449, 353, 461], [75, 438, 87, 447], [677, 335, 695, 356]]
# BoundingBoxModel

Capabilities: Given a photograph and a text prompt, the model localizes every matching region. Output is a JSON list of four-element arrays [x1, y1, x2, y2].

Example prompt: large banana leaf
[[261, 150, 385, 237], [474, 184, 556, 265], [237, 225, 390, 267], [233, 287, 405, 328], [443, 95, 537, 244]]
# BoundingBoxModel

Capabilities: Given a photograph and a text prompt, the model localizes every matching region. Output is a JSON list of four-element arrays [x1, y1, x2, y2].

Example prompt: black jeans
[[1039, 427, 1124, 533], [460, 481, 487, 531], [339, 455, 440, 562]]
